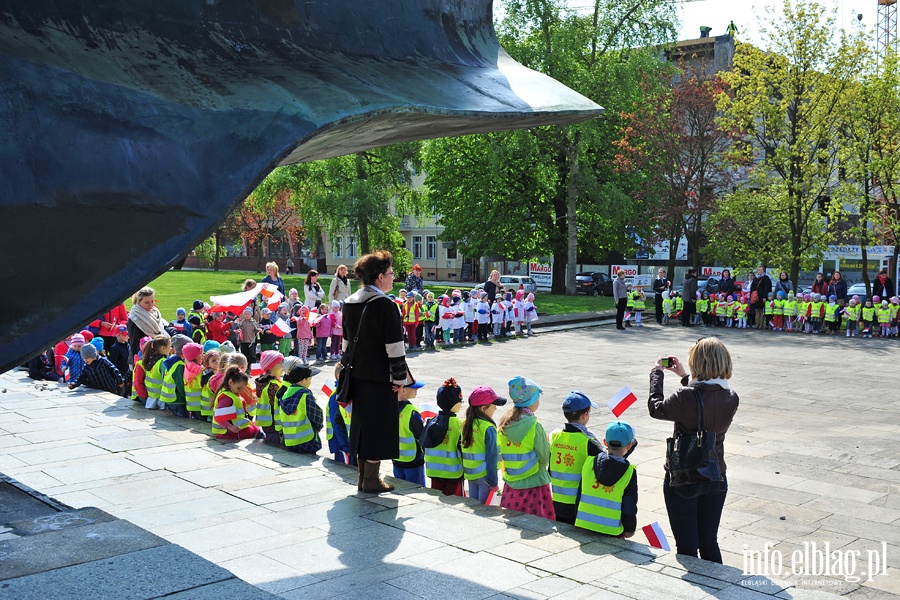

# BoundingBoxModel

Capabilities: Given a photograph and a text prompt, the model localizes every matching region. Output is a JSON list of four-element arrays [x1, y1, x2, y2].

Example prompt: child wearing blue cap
[[574, 420, 638, 538], [170, 307, 193, 339], [393, 377, 427, 486], [326, 379, 356, 466], [497, 376, 555, 520], [550, 391, 604, 524]]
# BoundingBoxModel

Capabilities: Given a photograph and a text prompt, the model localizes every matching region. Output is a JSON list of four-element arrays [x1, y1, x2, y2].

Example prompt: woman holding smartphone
[[647, 338, 739, 563]]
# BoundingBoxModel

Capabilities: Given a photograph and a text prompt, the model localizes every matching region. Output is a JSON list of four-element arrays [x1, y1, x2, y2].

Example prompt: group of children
[[656, 288, 900, 337], [376, 375, 638, 538], [397, 288, 539, 350]]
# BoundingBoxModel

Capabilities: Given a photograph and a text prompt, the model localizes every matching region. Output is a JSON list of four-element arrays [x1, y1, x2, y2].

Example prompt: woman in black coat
[[339, 250, 411, 493], [717, 270, 735, 299]]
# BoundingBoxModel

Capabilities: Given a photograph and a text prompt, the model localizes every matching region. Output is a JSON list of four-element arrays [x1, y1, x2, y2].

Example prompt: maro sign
[[611, 265, 638, 277], [701, 266, 734, 279]]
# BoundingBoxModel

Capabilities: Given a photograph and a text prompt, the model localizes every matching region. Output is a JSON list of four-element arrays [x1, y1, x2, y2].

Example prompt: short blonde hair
[[266, 261, 279, 277], [688, 337, 732, 381]]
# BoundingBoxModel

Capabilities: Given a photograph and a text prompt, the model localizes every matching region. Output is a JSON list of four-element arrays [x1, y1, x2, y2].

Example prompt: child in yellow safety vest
[[574, 421, 638, 538], [275, 364, 323, 453], [180, 343, 205, 420], [549, 391, 604, 525], [159, 334, 192, 417], [254, 350, 285, 442], [631, 287, 646, 327], [141, 335, 170, 410], [498, 376, 555, 520], [461, 386, 506, 504], [877, 300, 892, 338], [842, 298, 860, 337], [393, 378, 427, 486], [212, 367, 263, 441], [326, 379, 355, 466], [421, 378, 465, 497]]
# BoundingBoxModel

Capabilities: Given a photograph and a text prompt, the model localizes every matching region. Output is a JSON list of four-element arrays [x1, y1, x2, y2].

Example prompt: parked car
[[847, 283, 869, 304], [575, 272, 613, 296], [474, 275, 538, 295]]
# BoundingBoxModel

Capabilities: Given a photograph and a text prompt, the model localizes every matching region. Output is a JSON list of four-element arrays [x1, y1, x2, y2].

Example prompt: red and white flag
[[321, 383, 334, 396], [642, 522, 671, 551], [250, 363, 263, 376], [624, 311, 631, 321], [418, 402, 439, 420], [208, 284, 264, 314], [607, 387, 638, 418], [259, 283, 280, 299], [271, 318, 291, 337], [266, 291, 284, 311]]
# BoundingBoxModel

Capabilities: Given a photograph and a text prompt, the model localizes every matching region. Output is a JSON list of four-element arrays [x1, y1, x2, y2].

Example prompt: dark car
[[575, 272, 613, 296]]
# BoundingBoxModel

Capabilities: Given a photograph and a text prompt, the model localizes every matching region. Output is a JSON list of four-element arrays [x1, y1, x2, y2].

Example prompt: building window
[[347, 236, 356, 258], [426, 236, 436, 260], [333, 236, 343, 258], [412, 235, 422, 259], [446, 245, 457, 260]]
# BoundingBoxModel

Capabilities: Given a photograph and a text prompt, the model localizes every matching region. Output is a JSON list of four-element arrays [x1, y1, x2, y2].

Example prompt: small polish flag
[[418, 402, 439, 420], [642, 522, 671, 551], [485, 487, 501, 506], [271, 318, 291, 337], [624, 311, 631, 321], [607, 387, 638, 418], [267, 292, 284, 311], [321, 383, 334, 396], [250, 363, 263, 376]]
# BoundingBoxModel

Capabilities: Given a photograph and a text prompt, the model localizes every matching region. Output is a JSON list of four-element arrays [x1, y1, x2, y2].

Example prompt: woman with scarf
[[329, 264, 353, 303], [127, 287, 170, 362], [873, 269, 895, 300]]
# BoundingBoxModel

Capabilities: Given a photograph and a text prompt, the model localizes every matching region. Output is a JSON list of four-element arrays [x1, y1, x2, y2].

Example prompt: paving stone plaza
[[1, 324, 898, 599]]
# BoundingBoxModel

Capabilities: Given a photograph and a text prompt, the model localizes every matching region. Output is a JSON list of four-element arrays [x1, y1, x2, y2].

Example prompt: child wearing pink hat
[[254, 350, 285, 441], [523, 293, 538, 336], [461, 386, 507, 503], [181, 343, 205, 418], [63, 334, 87, 383]]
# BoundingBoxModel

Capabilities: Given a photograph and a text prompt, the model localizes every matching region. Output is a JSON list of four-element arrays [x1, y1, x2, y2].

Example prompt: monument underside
[[0, 0, 601, 372]]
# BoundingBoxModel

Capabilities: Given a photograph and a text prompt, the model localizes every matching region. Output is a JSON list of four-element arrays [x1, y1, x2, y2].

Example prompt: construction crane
[[878, 0, 898, 61]]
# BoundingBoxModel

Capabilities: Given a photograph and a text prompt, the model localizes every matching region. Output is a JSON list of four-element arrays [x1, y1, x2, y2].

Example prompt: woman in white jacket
[[303, 270, 326, 308]]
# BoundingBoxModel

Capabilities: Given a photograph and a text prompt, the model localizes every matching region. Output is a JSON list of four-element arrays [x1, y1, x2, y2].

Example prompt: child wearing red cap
[[461, 386, 506, 503], [108, 325, 132, 397]]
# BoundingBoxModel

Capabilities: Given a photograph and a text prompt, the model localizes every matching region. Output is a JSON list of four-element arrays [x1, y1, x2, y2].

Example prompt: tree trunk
[[552, 250, 567, 294], [214, 229, 221, 272], [256, 238, 265, 272], [565, 135, 580, 296], [358, 217, 371, 256]]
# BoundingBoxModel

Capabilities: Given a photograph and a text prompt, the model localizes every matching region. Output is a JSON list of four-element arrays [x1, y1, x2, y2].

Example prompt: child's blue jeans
[[424, 324, 435, 347], [316, 337, 328, 360], [393, 464, 425, 486], [468, 478, 494, 504]]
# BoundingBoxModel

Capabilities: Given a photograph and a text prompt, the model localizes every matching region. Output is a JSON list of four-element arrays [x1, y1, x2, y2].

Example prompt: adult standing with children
[[613, 270, 628, 330], [717, 270, 735, 299], [750, 266, 771, 330], [484, 270, 502, 305], [681, 268, 698, 327], [773, 271, 793, 296], [339, 250, 412, 494], [405, 264, 425, 295], [127, 287, 170, 362], [647, 337, 739, 563], [261, 261, 286, 299], [329, 264, 353, 303], [873, 269, 895, 299], [652, 269, 670, 325], [304, 270, 326, 308]]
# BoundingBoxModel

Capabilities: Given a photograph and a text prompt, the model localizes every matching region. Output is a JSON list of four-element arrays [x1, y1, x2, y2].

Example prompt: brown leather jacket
[[648, 368, 739, 474]]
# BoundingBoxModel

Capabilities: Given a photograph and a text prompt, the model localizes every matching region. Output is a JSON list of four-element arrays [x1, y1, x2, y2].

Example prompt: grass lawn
[[145, 270, 614, 318]]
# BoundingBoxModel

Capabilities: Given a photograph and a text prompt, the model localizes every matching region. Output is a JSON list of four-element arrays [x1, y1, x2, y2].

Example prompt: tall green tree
[[715, 0, 866, 283], [839, 49, 900, 295], [252, 143, 425, 271], [425, 0, 678, 294]]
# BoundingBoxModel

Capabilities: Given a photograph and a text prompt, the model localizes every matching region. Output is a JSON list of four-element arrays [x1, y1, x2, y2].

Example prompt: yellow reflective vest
[[549, 430, 590, 505], [211, 390, 251, 435], [574, 459, 635, 536], [397, 403, 420, 464], [498, 420, 539, 483], [278, 385, 315, 446], [425, 416, 463, 479]]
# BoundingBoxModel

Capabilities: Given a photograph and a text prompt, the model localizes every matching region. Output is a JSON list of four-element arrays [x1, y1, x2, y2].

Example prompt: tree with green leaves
[[425, 0, 678, 293], [715, 0, 867, 283], [249, 143, 425, 272], [838, 49, 900, 295]]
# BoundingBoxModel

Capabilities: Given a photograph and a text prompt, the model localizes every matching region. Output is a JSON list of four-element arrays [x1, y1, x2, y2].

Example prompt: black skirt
[[349, 376, 399, 461]]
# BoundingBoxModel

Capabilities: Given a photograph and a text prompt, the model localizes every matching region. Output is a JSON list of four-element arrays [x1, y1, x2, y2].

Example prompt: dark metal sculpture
[[0, 1, 601, 373]]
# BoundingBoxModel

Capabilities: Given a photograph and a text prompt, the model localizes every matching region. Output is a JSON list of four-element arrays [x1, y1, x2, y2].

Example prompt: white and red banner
[[607, 387, 638, 418], [209, 283, 281, 314]]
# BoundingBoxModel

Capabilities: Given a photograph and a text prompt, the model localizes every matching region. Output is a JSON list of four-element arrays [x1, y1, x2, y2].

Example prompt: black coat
[[718, 277, 735, 297], [873, 276, 895, 299], [683, 275, 698, 302], [750, 275, 771, 309]]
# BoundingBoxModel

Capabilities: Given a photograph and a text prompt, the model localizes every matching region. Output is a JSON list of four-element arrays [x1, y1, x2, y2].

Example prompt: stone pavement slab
[[2, 322, 899, 598]]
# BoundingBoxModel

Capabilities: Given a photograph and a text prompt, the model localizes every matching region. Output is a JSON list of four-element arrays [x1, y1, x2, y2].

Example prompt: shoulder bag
[[333, 298, 374, 406], [665, 387, 723, 487]]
